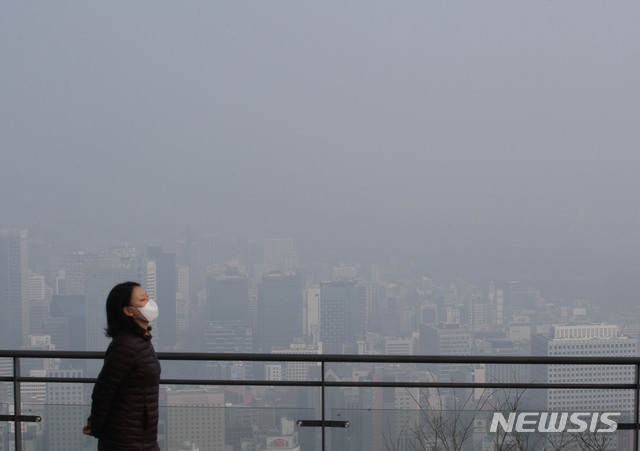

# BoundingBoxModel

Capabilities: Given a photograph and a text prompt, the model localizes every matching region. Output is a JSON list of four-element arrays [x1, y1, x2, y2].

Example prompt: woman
[[83, 281, 162, 450]]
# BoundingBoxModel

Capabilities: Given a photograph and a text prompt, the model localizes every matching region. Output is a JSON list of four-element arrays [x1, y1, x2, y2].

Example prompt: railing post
[[635, 362, 639, 450], [321, 360, 326, 451], [13, 356, 22, 451]]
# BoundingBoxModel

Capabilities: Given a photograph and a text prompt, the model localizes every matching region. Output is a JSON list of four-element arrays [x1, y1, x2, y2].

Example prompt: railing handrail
[[2, 349, 640, 365]]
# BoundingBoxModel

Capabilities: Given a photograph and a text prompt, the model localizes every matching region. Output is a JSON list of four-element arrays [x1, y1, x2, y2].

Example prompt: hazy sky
[[2, 2, 639, 298]]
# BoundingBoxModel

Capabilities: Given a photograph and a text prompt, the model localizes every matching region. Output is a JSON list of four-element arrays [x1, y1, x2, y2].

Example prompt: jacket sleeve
[[89, 340, 136, 438]]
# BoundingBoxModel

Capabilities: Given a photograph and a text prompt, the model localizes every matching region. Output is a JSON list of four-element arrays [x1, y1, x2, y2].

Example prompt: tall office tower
[[27, 272, 46, 301], [263, 238, 297, 271], [495, 289, 504, 326], [247, 239, 265, 268], [204, 320, 253, 353], [27, 272, 48, 334], [167, 388, 226, 451], [206, 270, 250, 324], [145, 259, 157, 300], [320, 280, 366, 354], [85, 248, 141, 352], [46, 295, 86, 350], [0, 229, 29, 349], [531, 323, 637, 413], [199, 231, 238, 266], [29, 299, 49, 336], [420, 303, 438, 325], [176, 240, 203, 303], [470, 302, 495, 331], [175, 265, 191, 335], [363, 281, 377, 332], [146, 246, 177, 349], [419, 323, 472, 381], [45, 368, 85, 451], [176, 264, 190, 303], [258, 272, 304, 352], [61, 253, 86, 296], [505, 281, 537, 310], [304, 285, 321, 344]]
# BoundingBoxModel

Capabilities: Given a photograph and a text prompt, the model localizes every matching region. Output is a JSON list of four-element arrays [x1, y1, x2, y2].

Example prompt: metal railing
[[1, 350, 639, 450]]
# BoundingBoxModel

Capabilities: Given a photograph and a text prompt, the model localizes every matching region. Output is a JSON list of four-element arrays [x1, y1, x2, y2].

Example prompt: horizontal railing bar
[[297, 420, 350, 428], [158, 353, 640, 365], [0, 377, 98, 384], [4, 376, 636, 391], [0, 415, 41, 423], [160, 379, 320, 387], [325, 381, 637, 390], [2, 350, 640, 365]]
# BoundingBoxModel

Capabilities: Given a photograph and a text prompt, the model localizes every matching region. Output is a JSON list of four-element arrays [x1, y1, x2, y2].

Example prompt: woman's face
[[129, 286, 149, 308]]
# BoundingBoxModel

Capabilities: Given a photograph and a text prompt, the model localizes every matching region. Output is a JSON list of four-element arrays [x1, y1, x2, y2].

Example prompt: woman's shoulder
[[109, 329, 149, 350]]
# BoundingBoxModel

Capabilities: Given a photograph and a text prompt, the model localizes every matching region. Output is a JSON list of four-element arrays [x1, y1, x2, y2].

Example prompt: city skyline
[[4, 227, 638, 354]]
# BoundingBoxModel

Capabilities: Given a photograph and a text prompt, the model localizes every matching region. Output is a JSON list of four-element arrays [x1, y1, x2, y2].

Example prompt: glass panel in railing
[[21, 402, 322, 451], [162, 405, 320, 451], [20, 403, 94, 451], [332, 407, 633, 451]]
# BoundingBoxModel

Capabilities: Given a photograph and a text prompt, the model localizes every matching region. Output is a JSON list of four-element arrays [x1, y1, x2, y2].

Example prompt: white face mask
[[129, 299, 159, 323]]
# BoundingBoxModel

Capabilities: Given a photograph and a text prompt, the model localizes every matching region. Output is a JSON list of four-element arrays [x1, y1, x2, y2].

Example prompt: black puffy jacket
[[90, 327, 161, 451]]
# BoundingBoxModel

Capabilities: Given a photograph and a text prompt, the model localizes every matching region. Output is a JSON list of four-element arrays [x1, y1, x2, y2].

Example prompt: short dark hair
[[104, 281, 140, 337]]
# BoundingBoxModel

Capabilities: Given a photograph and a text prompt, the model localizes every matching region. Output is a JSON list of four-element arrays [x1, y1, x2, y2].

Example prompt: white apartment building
[[532, 323, 637, 413], [385, 338, 414, 355], [271, 343, 322, 381]]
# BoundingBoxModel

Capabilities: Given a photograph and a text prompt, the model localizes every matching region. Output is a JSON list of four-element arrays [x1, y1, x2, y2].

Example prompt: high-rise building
[[27, 272, 46, 301], [258, 272, 304, 352], [304, 285, 321, 344], [320, 280, 366, 354], [60, 253, 86, 296], [531, 323, 637, 413], [176, 240, 203, 304], [176, 265, 190, 303], [167, 389, 226, 451], [29, 298, 49, 336], [45, 368, 85, 451], [0, 229, 29, 349], [206, 271, 250, 324], [175, 265, 191, 334], [147, 246, 177, 349], [420, 323, 472, 381], [470, 302, 495, 331], [263, 238, 297, 271], [204, 320, 252, 353], [47, 295, 86, 350], [145, 259, 157, 300]]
